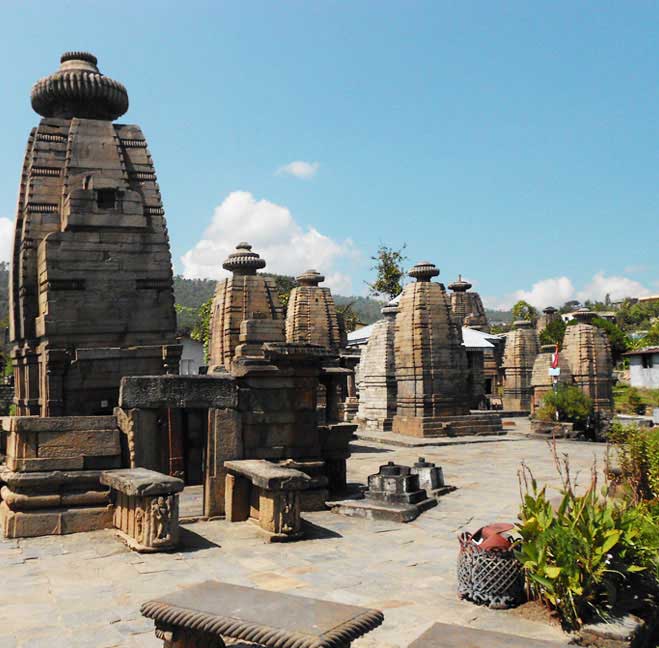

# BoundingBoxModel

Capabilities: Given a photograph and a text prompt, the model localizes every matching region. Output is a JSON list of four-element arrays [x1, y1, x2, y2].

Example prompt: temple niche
[[392, 262, 471, 437], [448, 275, 488, 330], [208, 243, 284, 372], [530, 344, 572, 415], [561, 308, 614, 418], [9, 52, 179, 417], [355, 303, 398, 432], [501, 320, 539, 411], [286, 270, 347, 351]]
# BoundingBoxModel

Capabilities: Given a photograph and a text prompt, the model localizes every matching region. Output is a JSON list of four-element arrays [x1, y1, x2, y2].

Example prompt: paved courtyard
[[0, 422, 606, 648]]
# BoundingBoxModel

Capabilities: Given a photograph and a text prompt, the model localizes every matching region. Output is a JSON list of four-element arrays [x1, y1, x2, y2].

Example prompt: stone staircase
[[420, 412, 504, 437]]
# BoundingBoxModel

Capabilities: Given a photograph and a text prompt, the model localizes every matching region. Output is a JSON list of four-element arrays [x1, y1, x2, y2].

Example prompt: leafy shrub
[[516, 454, 659, 629], [535, 385, 592, 426], [607, 422, 659, 502], [539, 318, 567, 346]]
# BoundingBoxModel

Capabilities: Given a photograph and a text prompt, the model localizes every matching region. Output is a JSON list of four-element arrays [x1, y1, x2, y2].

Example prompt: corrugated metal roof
[[624, 346, 659, 356], [347, 322, 494, 349]]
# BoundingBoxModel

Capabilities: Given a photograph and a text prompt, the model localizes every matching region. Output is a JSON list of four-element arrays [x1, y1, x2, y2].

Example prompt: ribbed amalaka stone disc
[[208, 243, 283, 371], [502, 320, 540, 411], [285, 270, 346, 351]]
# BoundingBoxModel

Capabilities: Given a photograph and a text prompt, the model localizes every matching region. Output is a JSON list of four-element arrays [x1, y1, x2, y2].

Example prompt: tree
[[336, 301, 361, 333], [511, 300, 538, 323], [539, 317, 567, 346], [560, 300, 581, 314], [536, 384, 593, 426], [591, 317, 630, 364], [632, 321, 659, 349], [191, 297, 213, 360], [367, 244, 407, 301]]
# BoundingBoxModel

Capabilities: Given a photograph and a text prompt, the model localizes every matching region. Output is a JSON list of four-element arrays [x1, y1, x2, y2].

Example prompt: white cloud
[[484, 272, 653, 311], [0, 217, 13, 263], [576, 272, 651, 303], [276, 160, 319, 179], [181, 191, 359, 294]]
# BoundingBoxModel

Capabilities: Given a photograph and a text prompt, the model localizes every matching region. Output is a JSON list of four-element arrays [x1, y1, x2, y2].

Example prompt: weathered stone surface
[[119, 374, 237, 410], [208, 243, 284, 371], [536, 305, 560, 334], [502, 320, 540, 411], [408, 622, 570, 647], [355, 304, 397, 433], [393, 261, 471, 437], [100, 468, 184, 497], [224, 460, 311, 491], [448, 274, 489, 329], [141, 581, 384, 648], [562, 308, 614, 417], [9, 52, 179, 417], [531, 344, 572, 414], [285, 270, 347, 351]]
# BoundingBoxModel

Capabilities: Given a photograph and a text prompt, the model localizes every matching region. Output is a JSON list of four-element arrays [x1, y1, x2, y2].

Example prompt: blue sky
[[0, 1, 657, 307]]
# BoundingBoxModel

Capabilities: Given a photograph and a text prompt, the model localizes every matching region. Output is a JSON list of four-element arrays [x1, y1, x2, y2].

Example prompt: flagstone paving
[[0, 421, 606, 648]]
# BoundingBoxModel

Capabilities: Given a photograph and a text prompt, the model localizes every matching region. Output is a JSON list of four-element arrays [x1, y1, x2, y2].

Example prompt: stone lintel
[[119, 375, 237, 409]]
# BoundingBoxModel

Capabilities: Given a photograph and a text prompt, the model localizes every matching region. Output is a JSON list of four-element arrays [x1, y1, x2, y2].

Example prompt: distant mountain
[[486, 308, 513, 324]]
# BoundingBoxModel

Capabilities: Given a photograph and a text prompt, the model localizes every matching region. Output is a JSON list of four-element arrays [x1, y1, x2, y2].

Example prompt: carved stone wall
[[502, 320, 539, 411], [207, 244, 283, 372], [355, 305, 398, 432], [9, 52, 178, 417], [392, 262, 470, 437], [285, 270, 346, 351], [561, 309, 614, 416]]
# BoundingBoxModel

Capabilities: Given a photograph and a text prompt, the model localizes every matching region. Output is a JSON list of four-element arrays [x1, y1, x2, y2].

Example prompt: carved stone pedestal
[[224, 460, 311, 541], [101, 468, 184, 552]]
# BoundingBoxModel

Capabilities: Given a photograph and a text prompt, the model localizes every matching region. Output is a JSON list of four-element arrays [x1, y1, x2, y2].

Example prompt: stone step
[[408, 622, 569, 647]]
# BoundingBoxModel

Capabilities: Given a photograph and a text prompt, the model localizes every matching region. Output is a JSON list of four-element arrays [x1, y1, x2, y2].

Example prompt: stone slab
[[100, 468, 184, 496], [354, 431, 517, 448], [119, 375, 237, 409], [328, 496, 437, 523], [224, 460, 311, 491], [408, 622, 570, 647], [140, 580, 383, 647]]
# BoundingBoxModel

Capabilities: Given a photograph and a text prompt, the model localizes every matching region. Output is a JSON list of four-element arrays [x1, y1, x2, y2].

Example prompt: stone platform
[[0, 427, 605, 648]]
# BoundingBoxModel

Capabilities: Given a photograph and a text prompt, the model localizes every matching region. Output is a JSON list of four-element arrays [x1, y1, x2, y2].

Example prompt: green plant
[[511, 300, 538, 323], [535, 385, 593, 426], [539, 318, 566, 346], [367, 243, 407, 300], [607, 422, 659, 502], [516, 452, 659, 629]]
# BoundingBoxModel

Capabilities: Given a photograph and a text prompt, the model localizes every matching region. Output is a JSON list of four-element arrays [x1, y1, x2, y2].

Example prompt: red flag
[[551, 344, 560, 369]]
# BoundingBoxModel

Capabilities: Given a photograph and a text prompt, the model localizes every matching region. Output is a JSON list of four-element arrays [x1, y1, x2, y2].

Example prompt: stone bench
[[100, 468, 184, 552], [408, 622, 570, 647], [224, 459, 311, 541], [141, 580, 384, 648]]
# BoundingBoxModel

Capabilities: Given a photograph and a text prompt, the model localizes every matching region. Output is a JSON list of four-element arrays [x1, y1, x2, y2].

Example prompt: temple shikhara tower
[[393, 261, 471, 437], [208, 243, 284, 372], [448, 275, 488, 329], [502, 320, 540, 411], [9, 52, 179, 417], [285, 269, 346, 351], [561, 308, 614, 417]]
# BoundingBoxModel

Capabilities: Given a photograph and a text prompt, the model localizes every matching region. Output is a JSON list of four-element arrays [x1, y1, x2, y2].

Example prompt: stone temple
[[561, 308, 614, 418], [392, 261, 471, 436], [285, 269, 347, 351], [9, 52, 179, 417], [448, 274, 488, 329], [530, 344, 572, 415], [501, 320, 539, 411], [208, 243, 284, 372]]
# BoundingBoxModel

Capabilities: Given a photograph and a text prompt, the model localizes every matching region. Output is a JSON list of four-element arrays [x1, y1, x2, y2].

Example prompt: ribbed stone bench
[[224, 459, 311, 541], [408, 622, 570, 647], [141, 580, 384, 648], [100, 468, 184, 552]]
